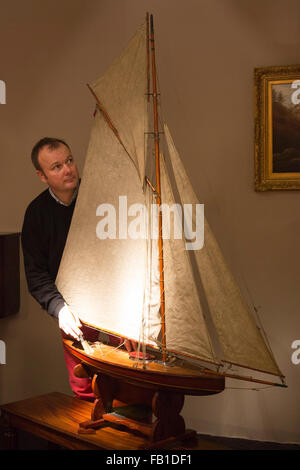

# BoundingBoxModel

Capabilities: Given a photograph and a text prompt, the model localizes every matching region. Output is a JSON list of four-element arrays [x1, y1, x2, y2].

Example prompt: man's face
[[37, 143, 79, 194]]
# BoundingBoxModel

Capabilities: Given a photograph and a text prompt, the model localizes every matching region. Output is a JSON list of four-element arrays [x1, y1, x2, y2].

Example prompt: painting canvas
[[255, 65, 300, 190]]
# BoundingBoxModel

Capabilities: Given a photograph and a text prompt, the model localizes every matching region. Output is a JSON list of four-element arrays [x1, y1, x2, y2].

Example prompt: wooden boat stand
[[74, 363, 197, 449]]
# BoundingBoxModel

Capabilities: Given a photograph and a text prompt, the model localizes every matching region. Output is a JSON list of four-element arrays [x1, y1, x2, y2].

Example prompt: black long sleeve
[[21, 188, 76, 318]]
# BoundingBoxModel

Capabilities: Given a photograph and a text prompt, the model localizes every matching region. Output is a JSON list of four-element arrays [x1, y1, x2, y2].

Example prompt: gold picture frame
[[255, 64, 300, 191]]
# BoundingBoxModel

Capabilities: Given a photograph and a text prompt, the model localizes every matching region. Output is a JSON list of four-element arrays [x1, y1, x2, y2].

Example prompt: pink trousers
[[62, 325, 99, 402]]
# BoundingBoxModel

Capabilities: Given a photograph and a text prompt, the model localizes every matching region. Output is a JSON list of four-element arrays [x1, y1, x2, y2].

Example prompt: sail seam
[[240, 274, 284, 377]]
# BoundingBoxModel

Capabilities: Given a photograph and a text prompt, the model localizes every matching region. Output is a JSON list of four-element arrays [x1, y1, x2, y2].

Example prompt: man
[[21, 137, 97, 401]]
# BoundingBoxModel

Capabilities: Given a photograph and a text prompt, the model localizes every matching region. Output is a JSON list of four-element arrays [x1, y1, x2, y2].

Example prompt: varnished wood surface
[[0, 392, 230, 450]]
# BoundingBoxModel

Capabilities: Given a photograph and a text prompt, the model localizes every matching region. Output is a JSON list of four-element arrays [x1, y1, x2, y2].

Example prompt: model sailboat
[[56, 13, 285, 443]]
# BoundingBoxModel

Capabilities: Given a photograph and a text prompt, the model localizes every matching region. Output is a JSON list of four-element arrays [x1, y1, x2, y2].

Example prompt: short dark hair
[[31, 137, 70, 171]]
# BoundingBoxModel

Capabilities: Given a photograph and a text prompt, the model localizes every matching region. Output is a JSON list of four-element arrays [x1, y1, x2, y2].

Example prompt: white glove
[[58, 303, 82, 340]]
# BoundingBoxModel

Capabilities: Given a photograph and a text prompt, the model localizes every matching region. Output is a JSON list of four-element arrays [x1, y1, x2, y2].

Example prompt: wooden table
[[0, 392, 230, 450]]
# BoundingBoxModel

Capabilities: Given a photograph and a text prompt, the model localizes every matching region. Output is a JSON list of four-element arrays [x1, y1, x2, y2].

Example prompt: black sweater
[[21, 188, 76, 318]]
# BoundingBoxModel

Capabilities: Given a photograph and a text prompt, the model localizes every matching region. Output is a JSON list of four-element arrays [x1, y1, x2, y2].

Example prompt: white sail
[[56, 22, 150, 341], [91, 20, 148, 182], [56, 112, 147, 341], [160, 154, 217, 363], [164, 124, 282, 377], [140, 185, 161, 344]]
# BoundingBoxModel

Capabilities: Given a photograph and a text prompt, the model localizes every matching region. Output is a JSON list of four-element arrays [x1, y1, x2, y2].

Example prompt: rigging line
[[92, 339, 126, 358], [137, 187, 153, 367], [238, 270, 282, 374], [156, 193, 167, 330], [239, 272, 268, 336], [86, 84, 141, 181], [226, 386, 274, 391], [146, 12, 150, 102], [138, 188, 162, 358], [155, 69, 167, 135], [200, 367, 286, 388], [146, 185, 167, 349], [144, 131, 164, 134]]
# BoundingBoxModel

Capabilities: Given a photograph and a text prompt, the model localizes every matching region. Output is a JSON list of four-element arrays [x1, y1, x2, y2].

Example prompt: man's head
[[31, 137, 79, 200]]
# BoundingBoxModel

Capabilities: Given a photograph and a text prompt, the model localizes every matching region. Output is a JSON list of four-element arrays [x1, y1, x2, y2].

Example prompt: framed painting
[[255, 64, 300, 191]]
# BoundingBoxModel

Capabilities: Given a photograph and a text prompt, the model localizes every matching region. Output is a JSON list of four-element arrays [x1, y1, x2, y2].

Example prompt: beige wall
[[0, 0, 299, 444]]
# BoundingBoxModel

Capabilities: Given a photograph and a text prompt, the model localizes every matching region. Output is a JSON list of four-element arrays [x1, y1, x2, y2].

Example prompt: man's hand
[[58, 304, 82, 340]]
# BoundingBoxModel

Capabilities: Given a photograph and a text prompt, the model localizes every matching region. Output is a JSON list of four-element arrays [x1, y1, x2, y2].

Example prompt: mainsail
[[56, 21, 149, 341], [89, 21, 148, 183], [56, 15, 284, 385]]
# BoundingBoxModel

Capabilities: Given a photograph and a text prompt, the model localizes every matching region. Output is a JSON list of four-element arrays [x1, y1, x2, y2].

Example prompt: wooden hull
[[63, 339, 225, 396]]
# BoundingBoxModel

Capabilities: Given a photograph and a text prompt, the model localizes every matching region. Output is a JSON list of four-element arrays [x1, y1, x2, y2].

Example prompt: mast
[[149, 14, 167, 362], [146, 13, 150, 102]]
